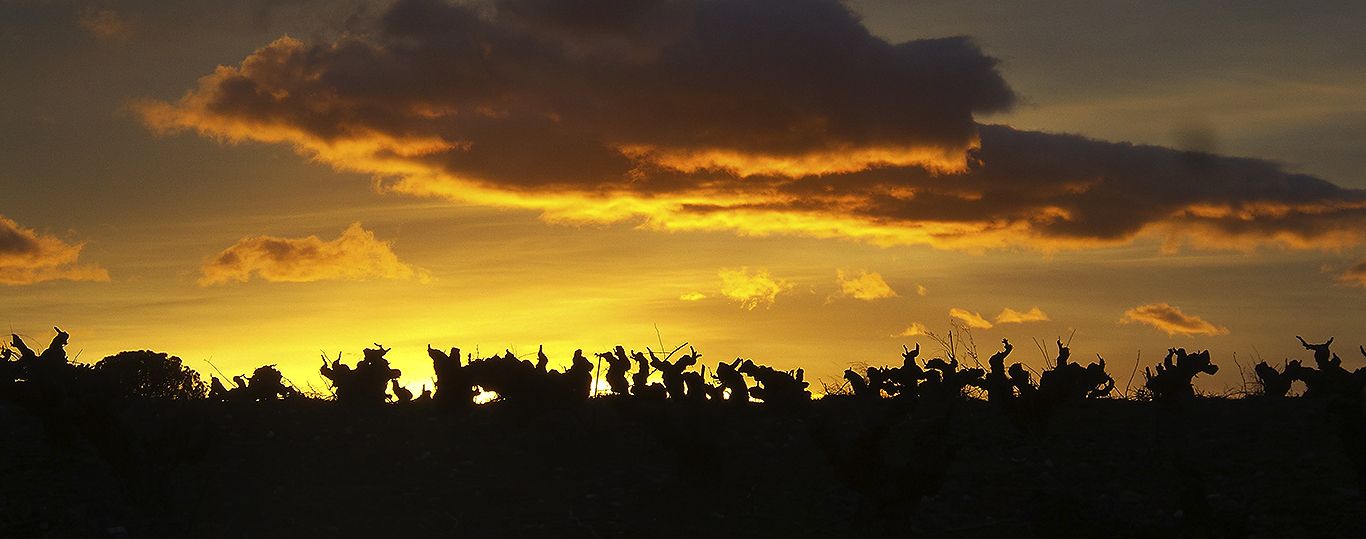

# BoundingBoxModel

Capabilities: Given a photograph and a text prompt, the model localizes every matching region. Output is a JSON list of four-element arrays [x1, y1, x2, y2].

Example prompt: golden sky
[[3, 0, 1364, 394]]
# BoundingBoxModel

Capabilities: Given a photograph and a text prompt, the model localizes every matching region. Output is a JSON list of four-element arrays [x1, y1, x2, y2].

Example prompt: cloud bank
[[1120, 303, 1228, 336], [200, 222, 428, 285], [0, 215, 110, 285], [140, 0, 1366, 251]]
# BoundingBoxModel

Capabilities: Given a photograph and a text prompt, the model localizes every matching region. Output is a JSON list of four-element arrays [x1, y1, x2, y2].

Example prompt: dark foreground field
[[3, 398, 1364, 538]]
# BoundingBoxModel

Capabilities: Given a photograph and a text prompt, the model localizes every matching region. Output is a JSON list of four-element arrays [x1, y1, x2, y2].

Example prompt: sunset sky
[[3, 0, 1364, 394]]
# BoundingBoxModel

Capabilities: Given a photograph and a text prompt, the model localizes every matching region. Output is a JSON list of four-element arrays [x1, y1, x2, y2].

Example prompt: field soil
[[3, 398, 1363, 538]]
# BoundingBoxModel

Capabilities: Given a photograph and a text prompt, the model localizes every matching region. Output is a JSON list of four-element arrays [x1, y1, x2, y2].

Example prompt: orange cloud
[[995, 306, 1050, 324], [617, 142, 974, 178], [139, 0, 1366, 253], [0, 215, 110, 285], [1120, 303, 1229, 336], [896, 322, 931, 337], [199, 223, 429, 286], [835, 269, 898, 301], [1338, 260, 1366, 287], [719, 267, 791, 310], [678, 291, 707, 301], [949, 308, 993, 330]]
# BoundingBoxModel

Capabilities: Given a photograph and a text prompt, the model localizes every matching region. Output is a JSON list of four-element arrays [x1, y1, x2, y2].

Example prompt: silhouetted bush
[[322, 344, 400, 405], [1253, 361, 1295, 398], [1144, 348, 1218, 403], [93, 350, 207, 401]]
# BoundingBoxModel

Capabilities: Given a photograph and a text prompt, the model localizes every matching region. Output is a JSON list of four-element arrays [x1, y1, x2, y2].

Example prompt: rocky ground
[[3, 397, 1363, 538]]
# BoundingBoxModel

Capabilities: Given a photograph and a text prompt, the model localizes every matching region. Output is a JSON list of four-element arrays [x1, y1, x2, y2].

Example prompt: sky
[[2, 0, 1364, 395]]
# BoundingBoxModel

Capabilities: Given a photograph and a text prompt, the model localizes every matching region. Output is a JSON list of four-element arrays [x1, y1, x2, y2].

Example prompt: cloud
[[915, 284, 927, 297], [718, 267, 791, 310], [1338, 260, 1366, 287], [897, 322, 930, 337], [949, 308, 993, 330], [0, 215, 110, 285], [995, 306, 1049, 324], [199, 222, 429, 286], [1120, 303, 1229, 336], [835, 269, 897, 300], [77, 7, 134, 42], [678, 291, 706, 301], [139, 0, 1366, 252]]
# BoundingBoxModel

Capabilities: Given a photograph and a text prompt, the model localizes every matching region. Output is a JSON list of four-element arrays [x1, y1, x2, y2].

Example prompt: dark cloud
[[0, 219, 43, 255], [77, 6, 134, 42], [0, 215, 109, 285], [647, 125, 1366, 249], [845, 126, 1366, 248], [142, 0, 1012, 181], [140, 0, 1366, 251], [1339, 260, 1366, 287]]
